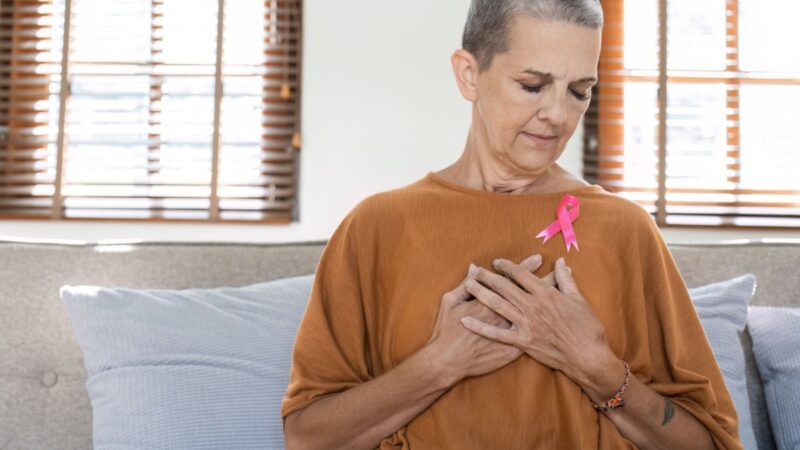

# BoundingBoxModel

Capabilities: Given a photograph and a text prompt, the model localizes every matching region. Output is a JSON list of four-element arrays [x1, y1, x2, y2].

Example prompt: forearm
[[284, 345, 455, 450], [578, 357, 715, 450]]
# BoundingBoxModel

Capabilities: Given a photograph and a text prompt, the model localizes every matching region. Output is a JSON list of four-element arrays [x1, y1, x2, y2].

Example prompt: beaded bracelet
[[591, 361, 631, 412]]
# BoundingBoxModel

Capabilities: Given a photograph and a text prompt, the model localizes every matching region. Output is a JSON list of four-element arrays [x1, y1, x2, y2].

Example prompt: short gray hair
[[462, 0, 604, 72]]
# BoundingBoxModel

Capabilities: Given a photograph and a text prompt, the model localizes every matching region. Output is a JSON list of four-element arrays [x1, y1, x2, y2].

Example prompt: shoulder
[[584, 188, 666, 255], [347, 175, 430, 224], [587, 188, 655, 228], [583, 191, 678, 284]]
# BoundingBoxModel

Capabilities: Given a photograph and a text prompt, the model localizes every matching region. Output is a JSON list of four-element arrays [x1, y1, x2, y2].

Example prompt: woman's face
[[465, 16, 602, 174]]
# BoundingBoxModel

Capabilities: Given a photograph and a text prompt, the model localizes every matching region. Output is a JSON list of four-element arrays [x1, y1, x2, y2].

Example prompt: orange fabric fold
[[282, 171, 741, 449]]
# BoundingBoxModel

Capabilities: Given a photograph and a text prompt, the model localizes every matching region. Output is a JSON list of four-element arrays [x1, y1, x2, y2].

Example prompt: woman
[[282, 1, 742, 448]]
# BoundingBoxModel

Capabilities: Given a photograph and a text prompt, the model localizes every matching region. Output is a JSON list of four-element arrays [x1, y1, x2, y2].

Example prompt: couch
[[1, 237, 798, 449]]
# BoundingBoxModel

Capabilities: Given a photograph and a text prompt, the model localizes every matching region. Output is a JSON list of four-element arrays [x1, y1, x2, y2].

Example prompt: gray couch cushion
[[60, 275, 313, 449], [741, 327, 777, 450], [748, 306, 800, 450], [690, 274, 758, 450]]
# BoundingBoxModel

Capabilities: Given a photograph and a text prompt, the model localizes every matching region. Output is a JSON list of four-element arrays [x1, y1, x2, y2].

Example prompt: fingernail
[[492, 258, 501, 267], [465, 278, 475, 288], [468, 263, 478, 277]]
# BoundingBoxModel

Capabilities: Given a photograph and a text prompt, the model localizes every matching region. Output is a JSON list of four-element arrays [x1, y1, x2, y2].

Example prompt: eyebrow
[[522, 69, 597, 84]]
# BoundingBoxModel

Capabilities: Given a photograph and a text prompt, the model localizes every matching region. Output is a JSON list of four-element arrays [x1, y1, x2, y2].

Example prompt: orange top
[[282, 171, 742, 449]]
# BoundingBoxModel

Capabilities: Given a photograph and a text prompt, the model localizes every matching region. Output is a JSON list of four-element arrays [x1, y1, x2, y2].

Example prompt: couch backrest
[[1, 238, 798, 449], [669, 241, 800, 307], [0, 240, 326, 450]]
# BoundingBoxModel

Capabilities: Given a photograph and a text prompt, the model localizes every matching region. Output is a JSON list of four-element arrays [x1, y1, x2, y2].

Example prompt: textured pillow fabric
[[60, 275, 314, 450], [748, 306, 800, 450], [689, 273, 758, 450]]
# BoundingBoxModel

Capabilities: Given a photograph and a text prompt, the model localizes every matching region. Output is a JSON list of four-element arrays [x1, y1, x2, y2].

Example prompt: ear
[[450, 48, 480, 103]]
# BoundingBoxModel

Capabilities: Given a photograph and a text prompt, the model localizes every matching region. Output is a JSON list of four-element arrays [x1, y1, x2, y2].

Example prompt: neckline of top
[[425, 170, 602, 200]]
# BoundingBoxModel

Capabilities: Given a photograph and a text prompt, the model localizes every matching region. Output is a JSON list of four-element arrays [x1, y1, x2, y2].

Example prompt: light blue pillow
[[748, 306, 800, 450], [689, 273, 758, 450], [60, 275, 314, 450]]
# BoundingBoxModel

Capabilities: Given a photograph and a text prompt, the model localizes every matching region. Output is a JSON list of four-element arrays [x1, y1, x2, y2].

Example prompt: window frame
[[0, 0, 302, 224], [585, 0, 800, 231]]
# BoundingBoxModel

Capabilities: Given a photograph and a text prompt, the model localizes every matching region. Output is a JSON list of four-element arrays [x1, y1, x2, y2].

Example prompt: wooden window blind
[[0, 0, 301, 223], [584, 0, 800, 229]]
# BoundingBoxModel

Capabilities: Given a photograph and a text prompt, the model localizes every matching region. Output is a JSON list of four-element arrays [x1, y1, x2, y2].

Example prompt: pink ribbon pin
[[535, 194, 581, 252]]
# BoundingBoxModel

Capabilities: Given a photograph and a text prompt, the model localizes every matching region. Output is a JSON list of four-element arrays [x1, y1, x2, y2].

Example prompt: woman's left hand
[[463, 256, 618, 385]]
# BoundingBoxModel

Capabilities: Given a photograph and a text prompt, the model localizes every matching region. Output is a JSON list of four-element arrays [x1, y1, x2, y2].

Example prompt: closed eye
[[571, 89, 591, 101], [521, 84, 543, 94], [520, 83, 592, 101]]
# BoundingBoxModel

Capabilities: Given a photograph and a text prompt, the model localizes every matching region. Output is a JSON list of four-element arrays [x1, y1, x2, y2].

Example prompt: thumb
[[554, 257, 579, 297]]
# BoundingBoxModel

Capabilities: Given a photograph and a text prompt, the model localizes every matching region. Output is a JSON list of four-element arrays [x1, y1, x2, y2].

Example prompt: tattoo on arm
[[661, 398, 676, 426]]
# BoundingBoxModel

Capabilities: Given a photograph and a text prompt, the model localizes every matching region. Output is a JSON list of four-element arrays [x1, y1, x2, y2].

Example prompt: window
[[0, 0, 301, 223], [584, 0, 800, 229]]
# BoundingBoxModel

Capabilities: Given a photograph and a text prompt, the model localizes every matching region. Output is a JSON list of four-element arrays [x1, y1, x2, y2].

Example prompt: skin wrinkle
[[441, 16, 600, 195]]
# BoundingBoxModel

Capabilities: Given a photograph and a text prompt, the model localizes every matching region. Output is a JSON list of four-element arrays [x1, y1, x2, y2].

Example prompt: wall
[[1, 0, 798, 244]]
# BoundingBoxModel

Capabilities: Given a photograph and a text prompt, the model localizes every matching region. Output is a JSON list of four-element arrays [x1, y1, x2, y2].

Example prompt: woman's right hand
[[423, 253, 546, 385]]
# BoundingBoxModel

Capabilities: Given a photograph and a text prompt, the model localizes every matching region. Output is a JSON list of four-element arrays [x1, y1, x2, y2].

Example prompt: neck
[[440, 127, 563, 195]]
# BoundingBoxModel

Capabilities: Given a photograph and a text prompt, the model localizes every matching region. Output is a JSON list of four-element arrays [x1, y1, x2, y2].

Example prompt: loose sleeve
[[636, 214, 742, 449], [281, 205, 374, 419]]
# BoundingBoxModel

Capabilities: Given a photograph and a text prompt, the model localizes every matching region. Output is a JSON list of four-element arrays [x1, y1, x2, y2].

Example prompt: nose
[[536, 88, 568, 126]]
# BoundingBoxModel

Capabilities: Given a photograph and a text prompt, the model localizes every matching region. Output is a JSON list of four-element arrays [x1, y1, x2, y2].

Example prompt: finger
[[493, 258, 549, 296], [465, 278, 522, 323], [519, 253, 543, 273], [521, 255, 557, 288], [444, 273, 474, 307], [553, 257, 580, 298], [461, 316, 519, 346], [473, 264, 528, 309], [503, 254, 541, 289]]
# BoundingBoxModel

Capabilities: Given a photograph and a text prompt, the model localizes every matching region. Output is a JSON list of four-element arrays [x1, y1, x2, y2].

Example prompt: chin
[[510, 154, 557, 173], [515, 143, 558, 158]]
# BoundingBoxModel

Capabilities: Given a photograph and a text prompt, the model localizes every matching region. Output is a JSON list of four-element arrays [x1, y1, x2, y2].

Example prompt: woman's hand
[[423, 253, 547, 385], [462, 256, 618, 387]]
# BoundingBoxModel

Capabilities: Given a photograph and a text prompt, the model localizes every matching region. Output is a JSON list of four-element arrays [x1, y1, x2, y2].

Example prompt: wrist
[[576, 349, 628, 405], [415, 342, 460, 391]]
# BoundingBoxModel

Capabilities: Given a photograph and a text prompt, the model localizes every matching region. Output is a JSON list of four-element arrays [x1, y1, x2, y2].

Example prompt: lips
[[523, 132, 556, 140], [522, 131, 557, 145]]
